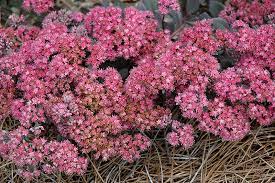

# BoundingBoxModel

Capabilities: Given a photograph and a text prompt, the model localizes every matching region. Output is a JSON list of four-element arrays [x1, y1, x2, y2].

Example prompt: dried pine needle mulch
[[1, 125, 275, 183]]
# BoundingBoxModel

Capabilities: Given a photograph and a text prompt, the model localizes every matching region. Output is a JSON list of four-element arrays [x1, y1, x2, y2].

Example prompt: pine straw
[[1, 124, 275, 183]]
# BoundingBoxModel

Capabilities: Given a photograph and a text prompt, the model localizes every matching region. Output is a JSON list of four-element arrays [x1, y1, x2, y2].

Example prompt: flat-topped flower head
[[23, 0, 54, 14], [158, 0, 180, 15]]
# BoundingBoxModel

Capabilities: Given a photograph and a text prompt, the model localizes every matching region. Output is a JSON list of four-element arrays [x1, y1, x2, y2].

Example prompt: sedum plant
[[0, 0, 274, 180]]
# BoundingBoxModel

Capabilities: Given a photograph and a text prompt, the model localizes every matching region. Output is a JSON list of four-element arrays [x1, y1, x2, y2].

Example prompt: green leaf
[[199, 0, 207, 6], [113, 0, 120, 6], [140, 0, 156, 11], [209, 0, 225, 17], [169, 11, 183, 30], [217, 55, 235, 69], [186, 0, 200, 14], [163, 14, 175, 30], [212, 18, 229, 30], [23, 136, 30, 142], [136, 2, 147, 11], [119, 68, 129, 81], [101, 0, 109, 7], [198, 12, 211, 20], [150, 0, 159, 11], [11, 7, 19, 14], [113, 0, 126, 8], [57, 135, 65, 142]]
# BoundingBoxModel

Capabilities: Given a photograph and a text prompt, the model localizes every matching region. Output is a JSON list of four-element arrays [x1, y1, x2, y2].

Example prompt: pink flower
[[180, 20, 222, 54], [23, 0, 54, 14], [219, 0, 274, 26], [167, 121, 194, 149], [158, 0, 180, 15], [0, 2, 274, 180], [248, 104, 274, 126], [199, 99, 251, 141], [84, 7, 159, 67]]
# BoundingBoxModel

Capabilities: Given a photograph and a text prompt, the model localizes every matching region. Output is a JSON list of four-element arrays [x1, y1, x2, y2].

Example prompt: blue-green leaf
[[186, 0, 200, 14], [209, 0, 225, 17], [212, 18, 229, 30]]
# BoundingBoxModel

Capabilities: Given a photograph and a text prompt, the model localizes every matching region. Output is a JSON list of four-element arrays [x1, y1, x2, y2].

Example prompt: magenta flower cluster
[[0, 127, 87, 179], [158, 0, 181, 15], [23, 0, 54, 14], [0, 0, 274, 180], [219, 0, 274, 26], [166, 121, 194, 148]]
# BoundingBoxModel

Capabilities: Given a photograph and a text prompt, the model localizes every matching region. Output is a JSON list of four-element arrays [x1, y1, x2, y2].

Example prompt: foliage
[[0, 0, 274, 180]]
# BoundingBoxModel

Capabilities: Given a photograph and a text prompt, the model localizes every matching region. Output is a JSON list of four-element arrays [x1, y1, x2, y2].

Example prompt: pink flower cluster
[[158, 0, 181, 15], [0, 7, 169, 179], [0, 0, 274, 179], [42, 9, 84, 28], [0, 23, 39, 57], [84, 7, 160, 67], [0, 74, 14, 121], [23, 0, 54, 14], [219, 0, 274, 26], [0, 127, 87, 180], [133, 16, 274, 141], [180, 20, 222, 54], [199, 99, 251, 141], [167, 121, 194, 148], [217, 22, 274, 70], [7, 14, 25, 28]]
